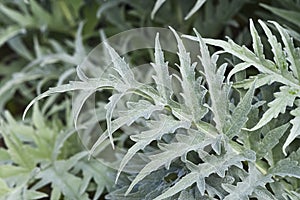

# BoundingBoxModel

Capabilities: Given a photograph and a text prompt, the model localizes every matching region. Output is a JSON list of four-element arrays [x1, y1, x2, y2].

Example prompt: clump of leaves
[[24, 20, 300, 199], [0, 102, 113, 200], [0, 0, 91, 112], [0, 23, 87, 112], [200, 19, 300, 155], [0, 0, 258, 112]]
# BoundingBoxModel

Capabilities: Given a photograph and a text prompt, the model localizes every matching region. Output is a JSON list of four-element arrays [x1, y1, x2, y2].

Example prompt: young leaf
[[171, 27, 208, 124], [271, 21, 300, 83], [258, 20, 288, 74], [104, 41, 137, 87], [195, 29, 229, 133], [151, 33, 172, 102], [249, 19, 264, 59], [201, 20, 300, 89]]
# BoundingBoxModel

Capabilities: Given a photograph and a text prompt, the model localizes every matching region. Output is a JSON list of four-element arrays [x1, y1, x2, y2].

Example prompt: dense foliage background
[[0, 0, 299, 199]]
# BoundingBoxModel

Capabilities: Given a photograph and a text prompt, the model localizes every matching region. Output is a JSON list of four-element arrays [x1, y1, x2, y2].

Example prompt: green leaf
[[126, 129, 214, 195], [261, 4, 300, 29], [74, 22, 86, 62], [107, 167, 181, 200], [75, 159, 113, 200], [151, 0, 166, 19], [0, 124, 35, 169], [269, 159, 300, 179], [151, 33, 173, 102], [32, 103, 46, 130], [184, 0, 206, 20], [202, 27, 300, 89], [227, 63, 252, 82], [0, 165, 29, 178], [97, 0, 125, 18], [288, 147, 300, 163], [225, 81, 255, 138], [256, 123, 290, 160], [252, 186, 277, 200], [195, 29, 229, 133], [22, 190, 48, 200], [7, 36, 33, 60], [249, 86, 296, 131], [30, 0, 52, 27], [234, 74, 277, 89], [171, 27, 208, 123], [178, 190, 197, 200], [0, 184, 48, 200], [153, 148, 255, 199], [0, 179, 10, 197], [116, 115, 190, 182], [23, 78, 115, 120], [153, 170, 198, 200], [223, 164, 273, 200], [283, 191, 300, 200], [34, 153, 89, 200], [0, 148, 10, 162], [249, 19, 264, 59], [0, 26, 24, 47], [52, 129, 76, 161], [105, 93, 125, 148], [258, 20, 288, 74], [0, 72, 43, 110], [283, 106, 300, 154], [0, 4, 34, 26], [89, 100, 164, 156], [270, 21, 300, 80], [183, 0, 249, 37], [104, 42, 137, 87]]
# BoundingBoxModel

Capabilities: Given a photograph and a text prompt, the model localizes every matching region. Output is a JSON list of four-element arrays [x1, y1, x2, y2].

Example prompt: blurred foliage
[[0, 0, 299, 199]]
